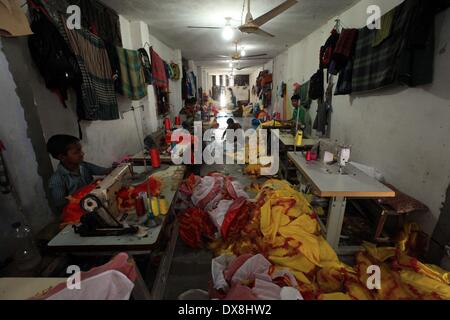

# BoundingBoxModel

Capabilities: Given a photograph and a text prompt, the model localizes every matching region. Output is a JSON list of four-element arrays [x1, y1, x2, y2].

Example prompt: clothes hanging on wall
[[117, 48, 147, 100], [320, 30, 340, 70], [28, 10, 82, 108], [150, 47, 168, 89], [396, 0, 436, 87], [372, 9, 395, 47], [138, 48, 152, 85], [352, 0, 435, 93], [170, 63, 180, 81], [335, 58, 354, 96], [314, 78, 333, 136], [299, 81, 311, 109], [309, 69, 324, 100], [155, 86, 170, 116], [68, 0, 122, 46], [31, 0, 119, 121], [330, 28, 359, 74], [105, 42, 122, 93], [63, 23, 119, 120]]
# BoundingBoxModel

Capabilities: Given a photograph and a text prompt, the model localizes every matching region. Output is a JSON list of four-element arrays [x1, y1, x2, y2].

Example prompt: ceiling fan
[[239, 0, 298, 37], [217, 40, 267, 61], [188, 0, 298, 38]]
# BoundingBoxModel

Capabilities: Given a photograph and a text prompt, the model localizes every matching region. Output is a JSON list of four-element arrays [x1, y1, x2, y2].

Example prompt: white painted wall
[[271, 0, 450, 235]]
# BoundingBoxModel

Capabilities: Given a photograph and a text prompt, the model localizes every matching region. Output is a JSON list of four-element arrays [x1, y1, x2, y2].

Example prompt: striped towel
[[117, 47, 148, 100]]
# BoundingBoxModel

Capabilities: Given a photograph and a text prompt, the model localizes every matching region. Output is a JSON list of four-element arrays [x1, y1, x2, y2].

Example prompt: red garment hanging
[[150, 47, 168, 89]]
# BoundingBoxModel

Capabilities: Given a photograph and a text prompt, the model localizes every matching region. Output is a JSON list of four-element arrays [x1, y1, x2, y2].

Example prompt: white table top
[[48, 166, 186, 252], [288, 152, 395, 198], [0, 278, 66, 300], [272, 130, 317, 147]]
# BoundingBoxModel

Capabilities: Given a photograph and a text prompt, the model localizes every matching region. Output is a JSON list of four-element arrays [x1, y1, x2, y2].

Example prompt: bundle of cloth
[[208, 179, 450, 300], [177, 173, 252, 248], [210, 254, 303, 300]]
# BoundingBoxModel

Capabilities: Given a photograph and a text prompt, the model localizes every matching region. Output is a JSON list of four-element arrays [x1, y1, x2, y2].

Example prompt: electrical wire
[[241, 0, 246, 25]]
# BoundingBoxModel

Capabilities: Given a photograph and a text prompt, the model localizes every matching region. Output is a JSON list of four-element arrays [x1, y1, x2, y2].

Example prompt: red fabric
[[179, 174, 201, 196], [221, 197, 252, 240], [334, 29, 359, 59], [178, 208, 215, 248], [150, 48, 168, 89], [116, 176, 162, 211], [61, 183, 98, 226]]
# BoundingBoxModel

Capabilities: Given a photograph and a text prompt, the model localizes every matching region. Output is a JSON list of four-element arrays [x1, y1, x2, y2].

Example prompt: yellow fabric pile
[[259, 120, 284, 128], [209, 179, 450, 300]]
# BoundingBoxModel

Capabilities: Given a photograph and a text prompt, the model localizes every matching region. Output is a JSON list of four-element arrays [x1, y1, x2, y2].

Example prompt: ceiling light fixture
[[240, 47, 246, 57], [222, 17, 234, 41]]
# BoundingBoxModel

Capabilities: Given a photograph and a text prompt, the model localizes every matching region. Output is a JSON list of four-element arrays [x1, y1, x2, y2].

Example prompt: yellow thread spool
[[151, 198, 160, 217], [295, 130, 303, 146], [159, 197, 169, 215]]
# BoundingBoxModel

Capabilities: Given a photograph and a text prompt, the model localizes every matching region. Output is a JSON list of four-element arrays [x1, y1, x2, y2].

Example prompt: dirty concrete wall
[[0, 39, 55, 256], [271, 0, 450, 236]]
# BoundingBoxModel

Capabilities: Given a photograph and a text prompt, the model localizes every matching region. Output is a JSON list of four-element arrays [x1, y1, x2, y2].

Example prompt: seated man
[[47, 135, 112, 214], [222, 118, 242, 140]]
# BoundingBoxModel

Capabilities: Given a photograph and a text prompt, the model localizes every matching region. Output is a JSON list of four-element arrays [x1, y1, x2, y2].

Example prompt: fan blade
[[253, 28, 275, 38], [253, 0, 298, 27], [187, 26, 222, 30], [237, 66, 251, 71], [245, 53, 267, 58], [240, 57, 270, 60], [217, 55, 230, 58]]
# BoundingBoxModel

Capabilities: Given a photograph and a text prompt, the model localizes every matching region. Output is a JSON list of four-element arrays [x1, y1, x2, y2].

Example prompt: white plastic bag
[[212, 254, 236, 291], [231, 254, 272, 286]]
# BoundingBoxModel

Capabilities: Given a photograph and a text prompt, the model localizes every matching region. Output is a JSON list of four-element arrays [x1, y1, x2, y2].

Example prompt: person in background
[[290, 94, 312, 137], [228, 88, 237, 109], [47, 135, 112, 214], [222, 118, 242, 140]]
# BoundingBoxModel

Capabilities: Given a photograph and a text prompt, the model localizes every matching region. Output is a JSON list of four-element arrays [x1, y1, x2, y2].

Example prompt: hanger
[[334, 19, 341, 33]]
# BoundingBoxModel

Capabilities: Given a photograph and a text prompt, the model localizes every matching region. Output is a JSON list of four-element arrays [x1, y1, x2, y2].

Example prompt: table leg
[[150, 220, 179, 300], [326, 197, 347, 251], [131, 259, 152, 300]]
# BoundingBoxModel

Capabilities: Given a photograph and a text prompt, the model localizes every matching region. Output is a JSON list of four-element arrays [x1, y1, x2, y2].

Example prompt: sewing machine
[[74, 164, 139, 237]]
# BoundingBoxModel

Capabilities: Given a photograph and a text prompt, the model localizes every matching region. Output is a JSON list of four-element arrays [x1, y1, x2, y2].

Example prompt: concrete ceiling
[[102, 0, 360, 72]]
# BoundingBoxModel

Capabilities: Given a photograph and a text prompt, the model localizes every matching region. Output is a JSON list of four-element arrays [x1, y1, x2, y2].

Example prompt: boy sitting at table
[[47, 135, 112, 215]]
